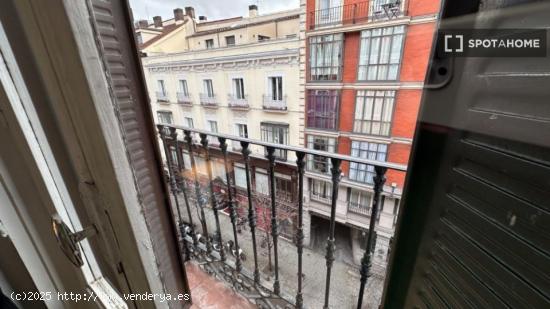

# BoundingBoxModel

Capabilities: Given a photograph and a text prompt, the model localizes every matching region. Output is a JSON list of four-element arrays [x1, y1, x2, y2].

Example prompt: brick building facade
[[302, 0, 440, 267]]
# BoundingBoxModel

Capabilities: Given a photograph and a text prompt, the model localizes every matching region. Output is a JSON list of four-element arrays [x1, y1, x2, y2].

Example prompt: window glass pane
[[349, 141, 388, 184], [195, 157, 206, 174], [307, 90, 339, 130], [234, 167, 247, 188], [261, 123, 289, 160], [309, 34, 343, 81], [157, 111, 173, 124], [182, 153, 191, 170], [353, 90, 395, 136], [255, 172, 269, 195], [358, 26, 405, 81]]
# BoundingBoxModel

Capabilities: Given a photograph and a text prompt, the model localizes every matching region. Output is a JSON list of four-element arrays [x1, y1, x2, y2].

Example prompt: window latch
[[52, 217, 98, 267]]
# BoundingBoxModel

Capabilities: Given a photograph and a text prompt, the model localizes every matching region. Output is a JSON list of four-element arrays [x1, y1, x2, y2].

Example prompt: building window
[[261, 122, 289, 161], [307, 90, 339, 130], [184, 117, 194, 128], [276, 177, 293, 201], [195, 157, 207, 175], [255, 171, 269, 195], [207, 120, 218, 133], [233, 123, 248, 150], [205, 39, 214, 49], [307, 135, 336, 174], [210, 160, 225, 182], [236, 123, 248, 138], [233, 78, 245, 99], [157, 80, 166, 95], [309, 34, 343, 81], [179, 80, 189, 96], [348, 188, 372, 214], [157, 111, 173, 124], [234, 166, 247, 188], [156, 80, 168, 101], [203, 79, 214, 97], [207, 120, 218, 144], [310, 179, 332, 203], [225, 35, 235, 46], [357, 25, 405, 81], [182, 152, 191, 170], [354, 90, 395, 136], [268, 76, 283, 101], [349, 141, 388, 184]]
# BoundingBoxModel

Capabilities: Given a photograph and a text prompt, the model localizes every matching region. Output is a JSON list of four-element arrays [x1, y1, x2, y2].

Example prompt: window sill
[[88, 277, 127, 309]]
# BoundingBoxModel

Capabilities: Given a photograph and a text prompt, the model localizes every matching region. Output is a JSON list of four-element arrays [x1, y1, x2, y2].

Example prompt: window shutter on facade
[[88, 0, 189, 305]]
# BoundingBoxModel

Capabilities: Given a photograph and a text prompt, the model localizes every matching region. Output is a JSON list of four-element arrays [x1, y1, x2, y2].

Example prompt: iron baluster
[[241, 141, 260, 284], [200, 134, 226, 261], [184, 130, 212, 254], [356, 166, 387, 309], [157, 126, 183, 224], [266, 146, 281, 295], [218, 137, 241, 270], [295, 151, 306, 308], [158, 125, 193, 263], [170, 127, 200, 256], [323, 158, 342, 309]]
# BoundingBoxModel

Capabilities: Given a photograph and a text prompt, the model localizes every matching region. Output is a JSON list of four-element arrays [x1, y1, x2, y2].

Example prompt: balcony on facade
[[227, 94, 250, 109], [157, 124, 407, 308], [262, 95, 288, 111], [308, 0, 404, 30], [156, 91, 169, 103], [200, 93, 219, 107], [176, 92, 193, 105], [347, 200, 371, 216]]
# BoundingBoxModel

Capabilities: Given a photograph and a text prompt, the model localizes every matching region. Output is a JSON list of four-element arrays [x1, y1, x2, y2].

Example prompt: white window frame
[[353, 90, 395, 136], [232, 77, 245, 99], [349, 141, 388, 184], [307, 135, 337, 174], [357, 25, 405, 81], [255, 171, 269, 195], [178, 79, 189, 96], [184, 117, 194, 128], [157, 79, 166, 95], [232, 122, 248, 150], [203, 79, 214, 97], [157, 110, 173, 124], [309, 34, 343, 81], [347, 188, 373, 214], [266, 74, 284, 101], [234, 165, 247, 189], [205, 38, 214, 49], [310, 178, 332, 204]]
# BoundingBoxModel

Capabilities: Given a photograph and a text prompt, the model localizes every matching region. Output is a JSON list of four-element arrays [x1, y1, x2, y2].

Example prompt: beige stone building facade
[[139, 6, 302, 162]]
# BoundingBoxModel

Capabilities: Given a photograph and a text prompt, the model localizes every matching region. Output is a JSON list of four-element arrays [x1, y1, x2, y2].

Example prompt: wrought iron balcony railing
[[348, 201, 372, 216], [156, 124, 406, 308], [263, 95, 288, 111], [176, 92, 193, 105], [156, 91, 169, 102], [227, 94, 249, 109], [309, 0, 404, 30], [199, 93, 218, 107]]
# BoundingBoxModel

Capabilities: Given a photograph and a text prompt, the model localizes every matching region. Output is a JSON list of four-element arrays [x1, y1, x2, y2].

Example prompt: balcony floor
[[187, 261, 257, 309]]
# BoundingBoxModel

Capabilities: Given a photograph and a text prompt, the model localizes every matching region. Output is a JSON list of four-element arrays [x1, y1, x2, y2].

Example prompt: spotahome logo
[[438, 29, 547, 57]]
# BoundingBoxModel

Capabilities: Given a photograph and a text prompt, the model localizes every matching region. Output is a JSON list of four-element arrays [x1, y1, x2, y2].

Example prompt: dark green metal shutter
[[383, 1, 550, 308]]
